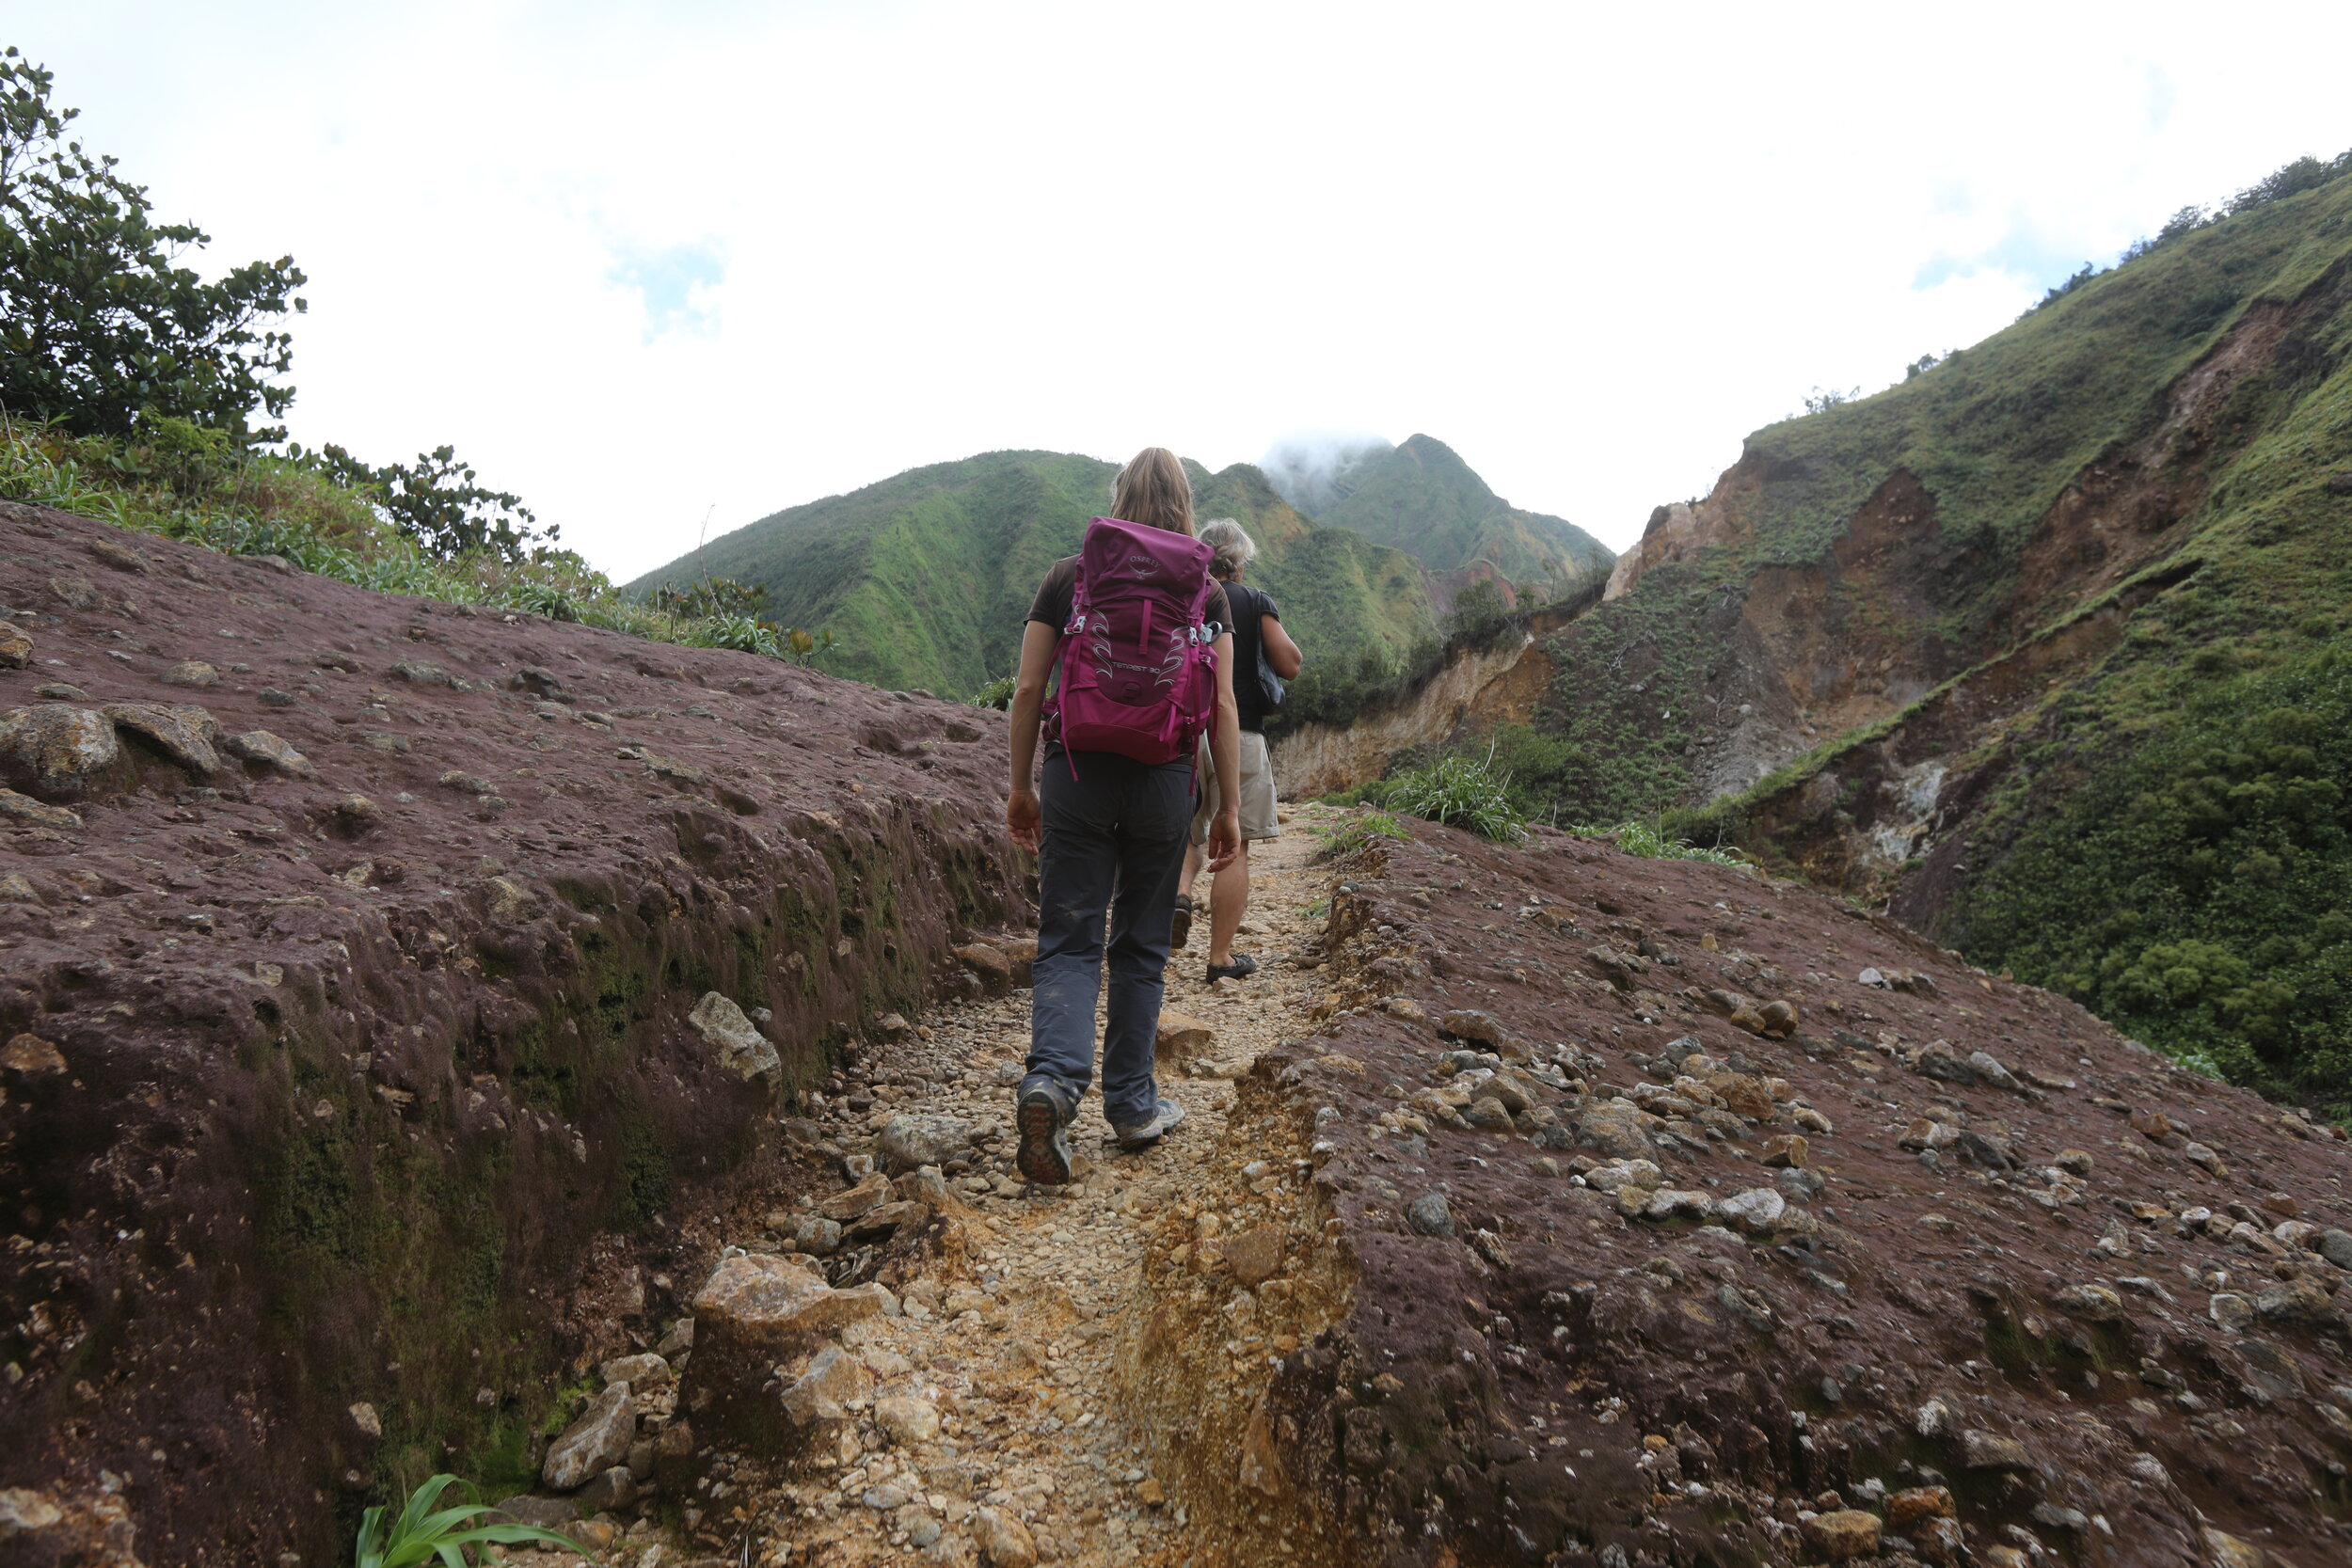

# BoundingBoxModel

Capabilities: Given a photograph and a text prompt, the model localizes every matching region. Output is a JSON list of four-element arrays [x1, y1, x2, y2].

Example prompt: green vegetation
[[1943, 655, 2352, 1111], [1577, 817, 1748, 867], [1313, 810, 1411, 860], [1349, 752, 1529, 844], [1313, 434, 1613, 603], [355, 1473, 581, 1567], [2, 48, 306, 440], [0, 415, 816, 657]]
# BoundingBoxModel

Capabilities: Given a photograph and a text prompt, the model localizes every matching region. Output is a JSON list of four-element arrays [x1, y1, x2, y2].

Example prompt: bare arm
[[1005, 620, 1059, 851], [1261, 611, 1302, 679], [1205, 631, 1242, 871]]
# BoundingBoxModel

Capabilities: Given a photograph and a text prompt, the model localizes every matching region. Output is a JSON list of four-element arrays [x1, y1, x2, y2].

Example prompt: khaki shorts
[[1191, 731, 1281, 844]]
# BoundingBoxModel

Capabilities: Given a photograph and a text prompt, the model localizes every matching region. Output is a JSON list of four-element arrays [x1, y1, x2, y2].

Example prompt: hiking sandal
[[1205, 953, 1259, 982], [1169, 894, 1194, 952]]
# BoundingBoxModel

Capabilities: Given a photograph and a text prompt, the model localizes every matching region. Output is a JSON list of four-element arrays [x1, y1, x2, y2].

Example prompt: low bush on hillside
[[0, 415, 837, 666], [1343, 752, 1528, 844], [1577, 817, 1748, 867], [1313, 810, 1411, 861]]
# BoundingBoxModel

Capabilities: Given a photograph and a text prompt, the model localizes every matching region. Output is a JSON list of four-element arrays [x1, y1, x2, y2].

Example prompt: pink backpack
[[1044, 516, 1219, 769]]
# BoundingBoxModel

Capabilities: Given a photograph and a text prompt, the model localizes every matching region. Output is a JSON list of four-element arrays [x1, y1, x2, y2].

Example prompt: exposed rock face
[[687, 1254, 893, 1447], [0, 499, 1023, 1567]]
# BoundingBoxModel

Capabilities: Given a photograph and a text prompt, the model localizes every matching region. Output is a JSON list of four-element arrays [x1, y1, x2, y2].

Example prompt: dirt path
[[675, 804, 1343, 1566]]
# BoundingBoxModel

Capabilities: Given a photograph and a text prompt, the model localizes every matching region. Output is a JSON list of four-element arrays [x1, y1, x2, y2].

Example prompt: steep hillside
[[625, 451, 1443, 715], [1311, 434, 1615, 610], [1497, 159, 2352, 1109], [0, 499, 1026, 1563]]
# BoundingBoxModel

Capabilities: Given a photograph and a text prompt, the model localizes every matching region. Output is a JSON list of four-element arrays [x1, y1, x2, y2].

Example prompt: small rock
[[2254, 1275, 2334, 1324], [687, 992, 781, 1085], [2204, 1529, 2272, 1568], [873, 1395, 942, 1445], [159, 660, 218, 688], [1801, 1509, 1881, 1561], [543, 1384, 636, 1490], [87, 537, 148, 573], [223, 730, 316, 779], [1885, 1485, 1955, 1529], [845, 1198, 929, 1242], [2, 1034, 69, 1076], [1642, 1188, 1716, 1223], [390, 661, 451, 686], [257, 687, 296, 706], [491, 1496, 578, 1530], [1759, 1133, 1808, 1168], [577, 1465, 636, 1513], [819, 1173, 895, 1221], [1154, 1011, 1216, 1069], [2208, 1292, 2253, 1332], [2260, 1192, 2299, 1219], [32, 683, 87, 700], [1135, 1477, 1166, 1507], [105, 702, 226, 774], [440, 769, 496, 794], [1965, 1051, 2020, 1090], [348, 1402, 382, 1439], [780, 1344, 870, 1426], [2054, 1148, 2094, 1176], [599, 1352, 671, 1388], [1756, 1000, 1798, 1037], [2049, 1284, 2124, 1323], [1406, 1193, 1454, 1238], [792, 1215, 844, 1255], [971, 1505, 1037, 1567], [2317, 1229, 2352, 1271], [0, 622, 32, 669], [1221, 1224, 1284, 1288], [878, 1113, 973, 1175], [0, 873, 38, 905], [1716, 1187, 1787, 1234], [1959, 1430, 2032, 1472], [954, 943, 1013, 994]]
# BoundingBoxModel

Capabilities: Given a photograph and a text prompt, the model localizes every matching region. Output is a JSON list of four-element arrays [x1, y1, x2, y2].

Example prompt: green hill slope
[[627, 451, 1442, 710], [1500, 154, 2352, 1107], [1311, 434, 1615, 606]]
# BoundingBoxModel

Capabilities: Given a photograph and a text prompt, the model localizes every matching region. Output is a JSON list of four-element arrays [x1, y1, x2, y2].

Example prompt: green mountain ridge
[[1485, 155, 2352, 1107], [624, 451, 1449, 718], [1307, 434, 1616, 609]]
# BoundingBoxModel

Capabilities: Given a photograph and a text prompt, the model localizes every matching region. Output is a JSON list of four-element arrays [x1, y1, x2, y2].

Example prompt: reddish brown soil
[[1232, 821, 2352, 1567], [0, 499, 1025, 1565]]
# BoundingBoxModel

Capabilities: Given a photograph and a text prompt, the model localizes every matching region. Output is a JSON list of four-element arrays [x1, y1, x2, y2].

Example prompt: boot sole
[[1170, 898, 1193, 952], [1016, 1096, 1072, 1186]]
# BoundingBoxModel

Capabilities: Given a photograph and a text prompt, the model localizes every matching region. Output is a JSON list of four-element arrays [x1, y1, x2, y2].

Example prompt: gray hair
[[1197, 516, 1257, 578]]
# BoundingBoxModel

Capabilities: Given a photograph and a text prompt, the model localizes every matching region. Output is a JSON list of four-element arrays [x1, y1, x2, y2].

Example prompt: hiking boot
[[1169, 894, 1194, 952], [1114, 1094, 1187, 1152], [1014, 1079, 1075, 1186], [1205, 952, 1259, 983]]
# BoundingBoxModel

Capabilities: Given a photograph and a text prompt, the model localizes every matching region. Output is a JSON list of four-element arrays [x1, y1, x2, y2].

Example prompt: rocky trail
[[508, 815, 1344, 1568]]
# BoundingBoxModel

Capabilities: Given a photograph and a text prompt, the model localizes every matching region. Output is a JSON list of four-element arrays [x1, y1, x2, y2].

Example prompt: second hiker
[[1174, 516, 1302, 981]]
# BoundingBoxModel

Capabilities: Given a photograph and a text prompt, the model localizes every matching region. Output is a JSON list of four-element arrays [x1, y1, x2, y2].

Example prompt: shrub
[[969, 674, 1016, 711], [1313, 811, 1410, 861], [1375, 752, 1527, 843], [1578, 817, 1747, 867]]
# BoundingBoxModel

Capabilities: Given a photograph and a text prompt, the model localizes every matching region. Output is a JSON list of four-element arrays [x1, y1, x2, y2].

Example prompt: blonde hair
[[1110, 447, 1194, 536], [1197, 517, 1256, 578]]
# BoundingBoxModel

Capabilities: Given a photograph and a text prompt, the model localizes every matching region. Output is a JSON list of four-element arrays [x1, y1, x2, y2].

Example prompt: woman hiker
[[1172, 516, 1302, 981], [1004, 447, 1243, 1185]]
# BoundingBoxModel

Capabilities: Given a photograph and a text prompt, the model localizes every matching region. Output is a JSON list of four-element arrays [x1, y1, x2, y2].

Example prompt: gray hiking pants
[[1023, 750, 1191, 1130]]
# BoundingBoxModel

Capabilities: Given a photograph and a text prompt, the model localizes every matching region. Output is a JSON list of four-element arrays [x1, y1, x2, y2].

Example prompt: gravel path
[[673, 805, 1342, 1566]]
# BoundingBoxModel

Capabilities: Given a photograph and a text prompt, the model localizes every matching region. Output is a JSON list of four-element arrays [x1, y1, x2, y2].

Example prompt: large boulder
[[0, 705, 126, 802], [688, 992, 781, 1086]]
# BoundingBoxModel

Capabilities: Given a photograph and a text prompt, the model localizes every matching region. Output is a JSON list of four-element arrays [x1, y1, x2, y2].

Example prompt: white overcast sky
[[18, 2, 2352, 579]]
